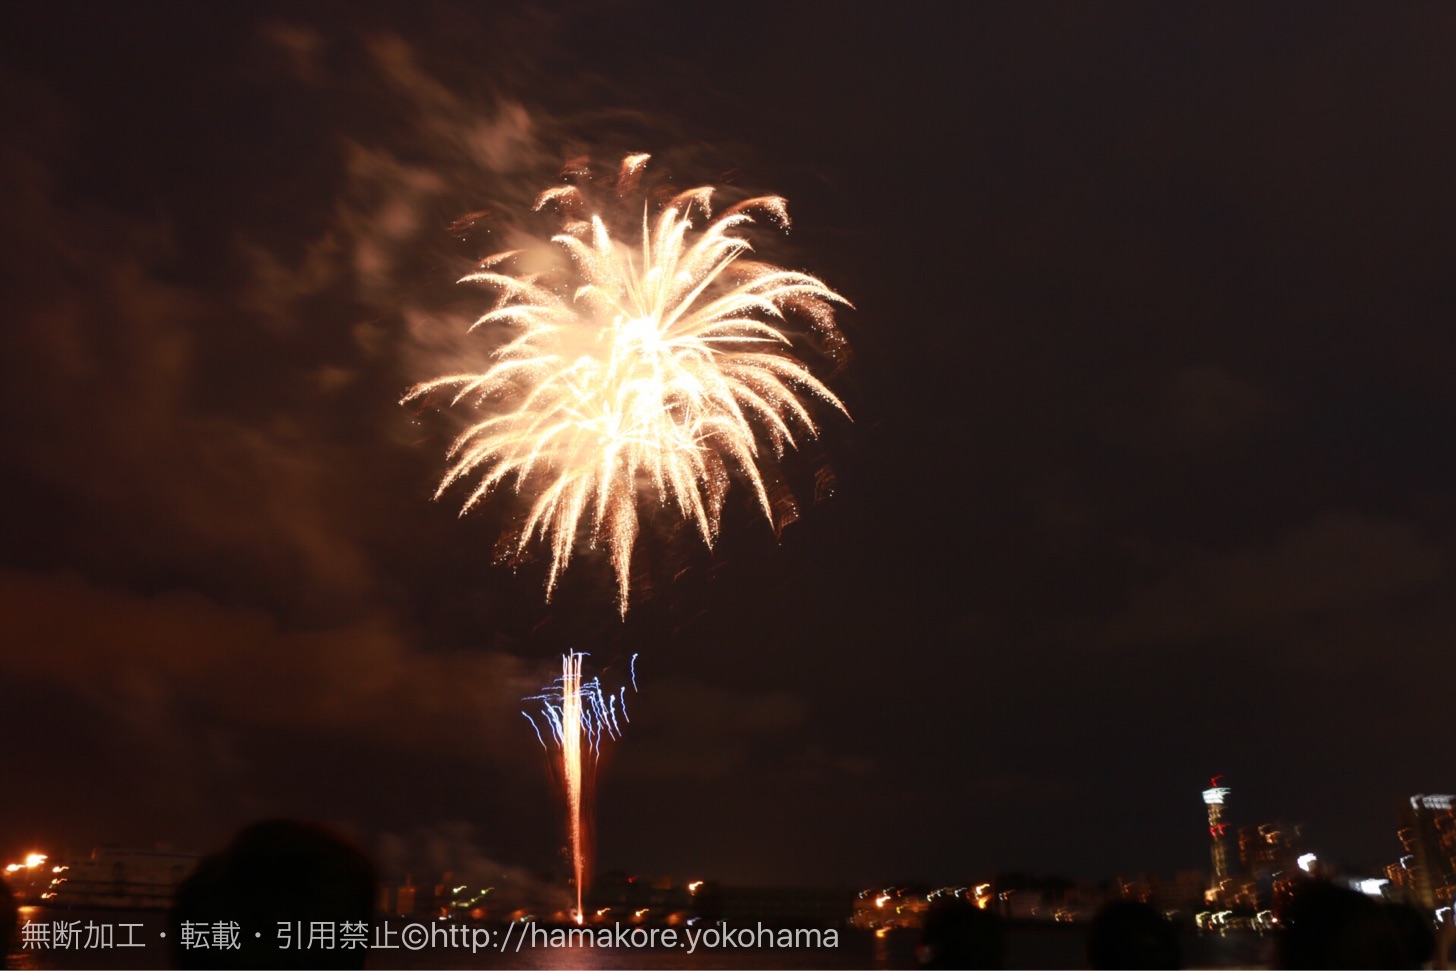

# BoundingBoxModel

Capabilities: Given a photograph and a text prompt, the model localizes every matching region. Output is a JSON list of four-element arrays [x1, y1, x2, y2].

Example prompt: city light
[[6, 853, 49, 874], [1413, 793, 1454, 811], [1355, 878, 1389, 897]]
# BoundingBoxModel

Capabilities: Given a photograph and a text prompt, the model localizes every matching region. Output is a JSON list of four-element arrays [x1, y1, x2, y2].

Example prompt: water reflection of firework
[[405, 155, 851, 614], [523, 651, 637, 922]]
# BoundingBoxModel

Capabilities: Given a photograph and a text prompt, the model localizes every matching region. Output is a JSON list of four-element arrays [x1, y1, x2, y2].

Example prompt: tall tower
[[1396, 794, 1456, 914], [1203, 777, 1232, 897]]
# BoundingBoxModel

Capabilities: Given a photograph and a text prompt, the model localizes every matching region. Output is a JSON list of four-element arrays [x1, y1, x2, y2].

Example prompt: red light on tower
[[1203, 778, 1232, 895]]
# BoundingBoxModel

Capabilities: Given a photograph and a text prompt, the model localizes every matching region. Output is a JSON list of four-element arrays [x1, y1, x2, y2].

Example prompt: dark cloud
[[1097, 366, 1284, 456], [1106, 513, 1448, 645], [0, 570, 534, 755], [617, 676, 811, 783]]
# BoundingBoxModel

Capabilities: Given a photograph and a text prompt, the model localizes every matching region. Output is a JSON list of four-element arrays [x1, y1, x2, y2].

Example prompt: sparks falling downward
[[524, 652, 636, 922], [404, 155, 851, 615]]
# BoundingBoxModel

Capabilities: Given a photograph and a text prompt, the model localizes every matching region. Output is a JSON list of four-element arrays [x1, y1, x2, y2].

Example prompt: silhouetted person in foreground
[[1274, 881, 1405, 969], [917, 897, 1004, 969], [1086, 899, 1182, 969], [170, 819, 376, 970], [1435, 910, 1456, 971], [1, 876, 16, 961], [1383, 901, 1436, 969]]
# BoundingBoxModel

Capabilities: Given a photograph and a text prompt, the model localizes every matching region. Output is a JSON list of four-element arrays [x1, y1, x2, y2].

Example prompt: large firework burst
[[405, 155, 850, 613]]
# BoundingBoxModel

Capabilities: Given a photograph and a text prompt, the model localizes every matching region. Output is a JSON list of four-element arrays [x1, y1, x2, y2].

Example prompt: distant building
[[1203, 778, 1232, 903], [1231, 821, 1304, 908], [1387, 794, 1456, 915], [377, 877, 417, 916], [851, 888, 929, 929], [701, 885, 855, 926], [1238, 823, 1302, 880], [47, 848, 198, 909], [997, 888, 1047, 920], [588, 871, 692, 920], [1114, 871, 1206, 916], [1157, 870, 1209, 915]]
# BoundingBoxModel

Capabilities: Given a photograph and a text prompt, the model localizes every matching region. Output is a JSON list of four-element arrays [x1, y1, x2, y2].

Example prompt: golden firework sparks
[[405, 156, 850, 614]]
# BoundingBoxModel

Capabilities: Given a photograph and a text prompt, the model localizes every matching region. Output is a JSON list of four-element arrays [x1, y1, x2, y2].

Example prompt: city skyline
[[2, 2, 1454, 892], [10, 784, 1451, 921]]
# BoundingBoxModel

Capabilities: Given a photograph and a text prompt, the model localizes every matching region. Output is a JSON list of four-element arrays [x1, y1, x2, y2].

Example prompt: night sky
[[2, 2, 1453, 892]]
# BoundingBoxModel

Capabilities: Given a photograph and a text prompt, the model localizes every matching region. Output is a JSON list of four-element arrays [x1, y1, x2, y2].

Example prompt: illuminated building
[[1230, 821, 1305, 909], [1203, 778, 1232, 901], [1388, 794, 1456, 915], [1237, 823, 1303, 881], [1115, 871, 1207, 916], [852, 888, 929, 930], [588, 871, 693, 919]]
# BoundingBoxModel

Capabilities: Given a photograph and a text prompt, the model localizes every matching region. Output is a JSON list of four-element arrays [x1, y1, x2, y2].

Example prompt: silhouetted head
[[1382, 902, 1435, 969], [1274, 881, 1404, 969], [0, 876, 16, 960], [918, 897, 1004, 969], [170, 819, 376, 970], [1086, 899, 1181, 969]]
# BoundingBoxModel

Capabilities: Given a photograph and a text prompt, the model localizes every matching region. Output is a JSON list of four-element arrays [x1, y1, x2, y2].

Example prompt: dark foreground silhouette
[[1, 876, 16, 959], [1274, 880, 1424, 970], [169, 819, 375, 970], [917, 897, 1005, 969], [1086, 899, 1182, 969]]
